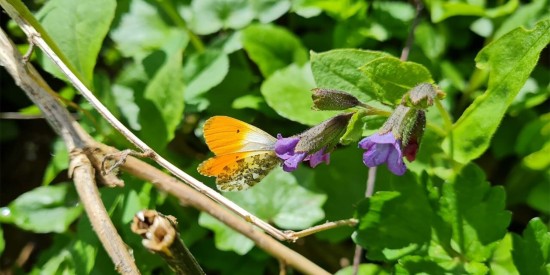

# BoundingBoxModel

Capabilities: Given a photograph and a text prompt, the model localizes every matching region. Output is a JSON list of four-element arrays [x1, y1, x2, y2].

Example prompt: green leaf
[[489, 234, 519, 275], [199, 168, 326, 254], [427, 0, 519, 23], [311, 49, 389, 103], [110, 0, 187, 59], [252, 0, 291, 23], [443, 20, 550, 163], [242, 24, 308, 77], [198, 214, 255, 255], [526, 180, 550, 214], [36, 0, 116, 85], [339, 111, 366, 145], [261, 63, 338, 125], [112, 84, 142, 130], [353, 172, 434, 261], [183, 49, 229, 101], [141, 48, 185, 149], [42, 139, 69, 185], [524, 142, 550, 171], [311, 146, 367, 242], [189, 0, 254, 35], [439, 164, 511, 261], [395, 255, 489, 274], [360, 56, 433, 104], [470, 18, 494, 38], [415, 22, 447, 60], [494, 0, 550, 39], [512, 218, 550, 275], [0, 183, 82, 233], [335, 263, 389, 275]]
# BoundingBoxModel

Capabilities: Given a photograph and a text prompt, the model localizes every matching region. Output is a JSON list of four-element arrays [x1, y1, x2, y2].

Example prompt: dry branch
[[0, 26, 140, 274]]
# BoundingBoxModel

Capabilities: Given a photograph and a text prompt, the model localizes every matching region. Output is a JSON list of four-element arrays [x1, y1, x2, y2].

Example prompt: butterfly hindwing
[[198, 151, 280, 191]]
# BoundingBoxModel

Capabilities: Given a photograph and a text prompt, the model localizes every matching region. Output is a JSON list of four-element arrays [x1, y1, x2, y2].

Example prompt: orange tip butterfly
[[197, 116, 281, 191]]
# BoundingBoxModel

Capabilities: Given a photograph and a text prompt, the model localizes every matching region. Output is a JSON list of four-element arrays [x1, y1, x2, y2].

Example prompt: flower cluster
[[275, 135, 330, 172], [274, 83, 439, 176], [274, 113, 353, 172]]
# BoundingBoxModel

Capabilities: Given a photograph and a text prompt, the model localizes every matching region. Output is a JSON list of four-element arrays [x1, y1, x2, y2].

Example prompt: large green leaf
[[183, 49, 229, 101], [494, 0, 550, 39], [427, 0, 519, 23], [242, 24, 308, 77], [36, 0, 116, 85], [335, 264, 389, 275], [360, 56, 433, 104], [252, 0, 291, 23], [511, 218, 550, 275], [443, 20, 550, 163], [110, 0, 188, 59], [310, 49, 389, 103], [261, 63, 338, 125], [312, 146, 367, 242], [489, 234, 519, 275], [0, 183, 82, 233], [199, 168, 326, 255], [354, 172, 434, 261], [141, 49, 185, 149], [42, 139, 69, 185], [438, 164, 511, 261], [188, 0, 254, 35]]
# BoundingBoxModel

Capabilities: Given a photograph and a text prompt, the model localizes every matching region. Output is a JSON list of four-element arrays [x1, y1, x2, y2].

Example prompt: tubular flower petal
[[358, 133, 406, 176], [275, 134, 330, 171]]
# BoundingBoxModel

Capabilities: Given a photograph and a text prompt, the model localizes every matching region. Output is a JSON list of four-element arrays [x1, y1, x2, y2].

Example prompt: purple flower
[[275, 134, 330, 172], [358, 132, 406, 176], [305, 147, 330, 168]]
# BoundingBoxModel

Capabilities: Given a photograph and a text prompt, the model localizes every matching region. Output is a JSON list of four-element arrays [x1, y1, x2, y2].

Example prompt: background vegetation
[[1, 0, 549, 274]]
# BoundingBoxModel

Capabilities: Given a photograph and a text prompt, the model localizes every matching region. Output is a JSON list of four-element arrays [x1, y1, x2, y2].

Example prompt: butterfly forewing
[[203, 116, 277, 155]]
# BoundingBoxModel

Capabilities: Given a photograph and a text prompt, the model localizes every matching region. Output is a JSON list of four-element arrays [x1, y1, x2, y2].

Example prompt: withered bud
[[312, 88, 362, 110], [295, 112, 354, 153], [405, 83, 445, 109]]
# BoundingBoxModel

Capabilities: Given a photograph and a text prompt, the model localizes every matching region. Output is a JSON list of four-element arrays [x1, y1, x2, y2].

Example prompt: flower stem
[[156, 0, 205, 52], [359, 103, 392, 117], [435, 99, 453, 133]]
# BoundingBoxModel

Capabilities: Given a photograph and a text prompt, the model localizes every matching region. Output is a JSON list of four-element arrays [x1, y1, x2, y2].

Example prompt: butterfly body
[[198, 116, 281, 191]]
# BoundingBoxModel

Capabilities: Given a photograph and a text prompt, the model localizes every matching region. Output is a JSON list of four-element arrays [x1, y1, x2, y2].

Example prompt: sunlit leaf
[[261, 63, 338, 125], [36, 0, 116, 85], [443, 20, 550, 163], [512, 218, 550, 275], [0, 183, 82, 233], [242, 24, 308, 77]]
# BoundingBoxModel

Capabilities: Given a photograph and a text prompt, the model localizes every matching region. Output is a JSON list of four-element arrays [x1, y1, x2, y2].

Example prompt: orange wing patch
[[203, 116, 277, 155], [198, 151, 280, 191]]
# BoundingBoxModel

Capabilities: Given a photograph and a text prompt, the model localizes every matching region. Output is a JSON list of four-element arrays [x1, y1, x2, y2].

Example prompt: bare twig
[[287, 219, 358, 239], [0, 28, 140, 274], [352, 166, 376, 275], [0, 0, 291, 242], [400, 0, 424, 62], [131, 210, 205, 275], [69, 151, 139, 274]]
